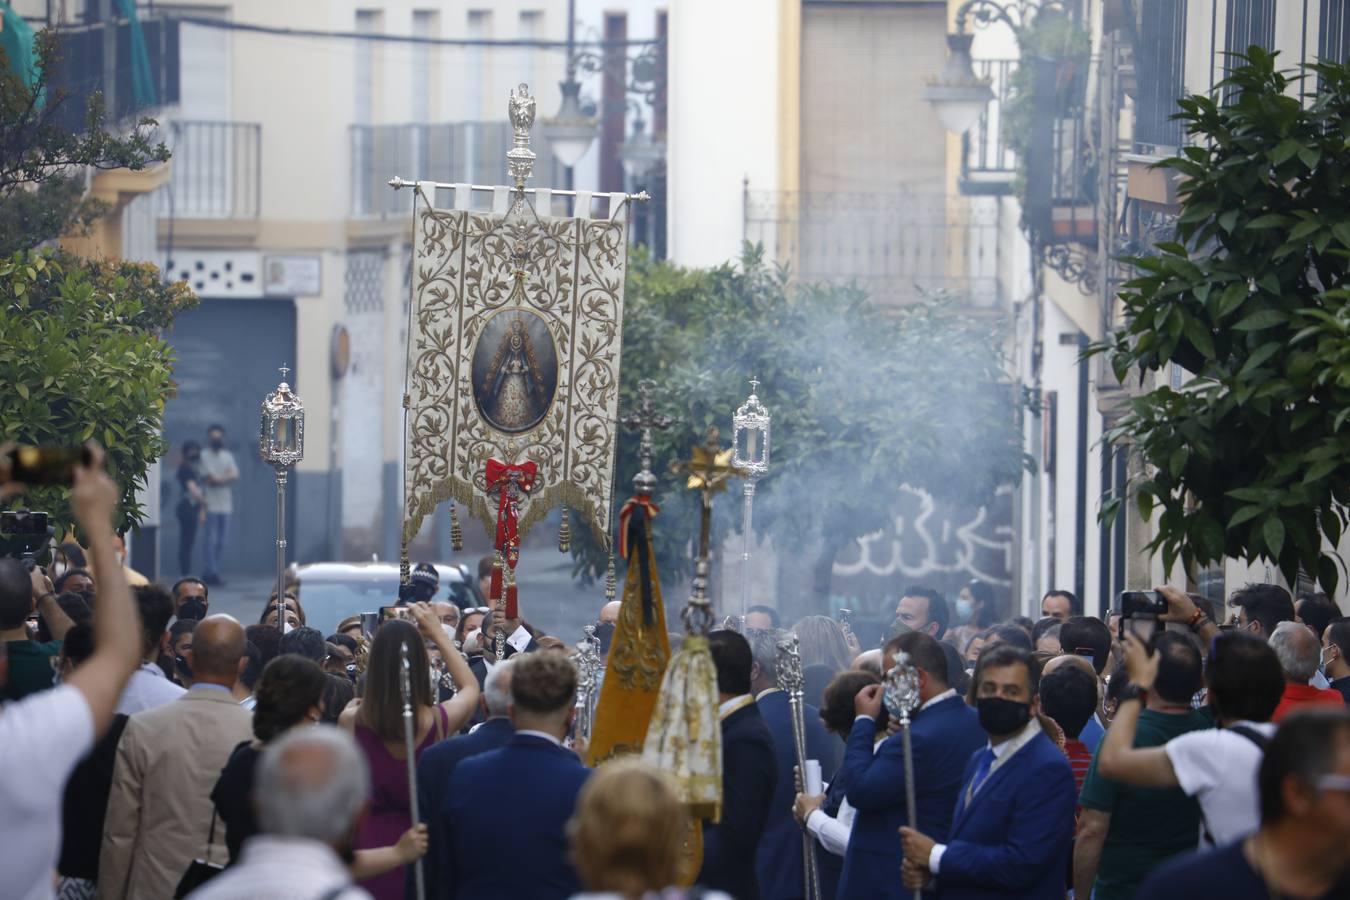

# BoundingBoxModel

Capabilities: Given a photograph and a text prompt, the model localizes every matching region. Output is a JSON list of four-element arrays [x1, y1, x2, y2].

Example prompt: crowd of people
[[3, 455, 1350, 900]]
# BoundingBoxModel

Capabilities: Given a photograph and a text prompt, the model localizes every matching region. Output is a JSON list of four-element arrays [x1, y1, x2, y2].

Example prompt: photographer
[[0, 450, 142, 900], [1, 560, 76, 700], [1097, 623, 1285, 846]]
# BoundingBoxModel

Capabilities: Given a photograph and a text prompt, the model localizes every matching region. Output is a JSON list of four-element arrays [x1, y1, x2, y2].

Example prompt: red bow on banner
[[485, 459, 537, 619], [618, 495, 660, 562]]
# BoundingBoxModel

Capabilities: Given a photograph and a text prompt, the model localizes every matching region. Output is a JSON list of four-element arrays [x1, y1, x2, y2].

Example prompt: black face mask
[[175, 654, 194, 682], [178, 597, 207, 621], [977, 696, 1031, 737]]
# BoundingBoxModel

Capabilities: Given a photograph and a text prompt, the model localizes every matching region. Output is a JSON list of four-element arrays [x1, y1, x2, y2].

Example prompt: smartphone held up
[[1, 445, 93, 487], [1117, 590, 1167, 644]]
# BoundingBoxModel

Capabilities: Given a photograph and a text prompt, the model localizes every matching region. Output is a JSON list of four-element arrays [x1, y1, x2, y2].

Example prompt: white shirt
[[1164, 721, 1276, 846], [0, 685, 96, 900], [199, 447, 238, 514], [516, 729, 562, 747], [186, 834, 371, 900], [116, 662, 186, 716], [806, 794, 856, 857], [930, 718, 1043, 874]]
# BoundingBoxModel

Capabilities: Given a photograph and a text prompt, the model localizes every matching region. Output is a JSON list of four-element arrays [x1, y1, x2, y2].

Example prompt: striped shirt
[[1064, 738, 1093, 796]]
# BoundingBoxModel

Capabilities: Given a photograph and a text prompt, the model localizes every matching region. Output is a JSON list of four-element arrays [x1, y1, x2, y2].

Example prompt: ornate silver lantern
[[731, 378, 771, 618], [259, 366, 304, 631]]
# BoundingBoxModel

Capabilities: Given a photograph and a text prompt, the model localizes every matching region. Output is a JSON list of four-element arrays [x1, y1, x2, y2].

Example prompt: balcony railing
[[155, 121, 261, 219], [962, 59, 1018, 195], [42, 14, 180, 132], [350, 122, 560, 217], [743, 191, 1003, 309]]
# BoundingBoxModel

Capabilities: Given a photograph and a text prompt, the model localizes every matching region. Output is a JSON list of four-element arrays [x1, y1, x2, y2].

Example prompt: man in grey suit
[[100, 615, 253, 900]]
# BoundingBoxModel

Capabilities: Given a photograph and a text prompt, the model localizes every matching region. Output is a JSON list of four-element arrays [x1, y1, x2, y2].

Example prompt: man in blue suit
[[418, 658, 515, 898], [838, 632, 986, 899], [901, 643, 1076, 900], [440, 650, 589, 900], [747, 627, 840, 900], [700, 629, 778, 899]]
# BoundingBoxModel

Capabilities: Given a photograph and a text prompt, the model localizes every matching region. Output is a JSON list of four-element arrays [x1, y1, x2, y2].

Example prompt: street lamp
[[619, 112, 665, 248], [922, 32, 994, 135], [619, 113, 664, 183], [539, 0, 599, 189]]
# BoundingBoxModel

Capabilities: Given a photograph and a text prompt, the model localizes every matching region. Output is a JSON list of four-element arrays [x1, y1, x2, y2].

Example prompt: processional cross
[[622, 379, 673, 496], [671, 427, 746, 613]]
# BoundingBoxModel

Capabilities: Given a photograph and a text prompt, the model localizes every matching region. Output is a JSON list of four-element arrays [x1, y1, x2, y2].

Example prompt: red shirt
[[1064, 738, 1093, 795], [1272, 682, 1345, 722]]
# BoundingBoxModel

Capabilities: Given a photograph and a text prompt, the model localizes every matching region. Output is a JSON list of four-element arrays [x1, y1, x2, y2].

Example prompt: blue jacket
[[935, 728, 1077, 900], [700, 701, 778, 900], [838, 694, 987, 900], [756, 689, 841, 900], [418, 717, 514, 899], [440, 732, 590, 900]]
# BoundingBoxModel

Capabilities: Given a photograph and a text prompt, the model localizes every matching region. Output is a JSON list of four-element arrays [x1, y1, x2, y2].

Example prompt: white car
[[291, 561, 484, 636]]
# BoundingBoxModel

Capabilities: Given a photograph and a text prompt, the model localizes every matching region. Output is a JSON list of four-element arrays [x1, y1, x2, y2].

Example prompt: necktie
[[965, 748, 996, 807]]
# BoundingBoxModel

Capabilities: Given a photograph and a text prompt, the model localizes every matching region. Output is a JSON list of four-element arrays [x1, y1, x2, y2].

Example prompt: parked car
[[291, 561, 485, 636]]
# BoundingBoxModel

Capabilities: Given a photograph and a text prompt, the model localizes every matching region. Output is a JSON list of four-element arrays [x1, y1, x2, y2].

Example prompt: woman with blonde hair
[[568, 761, 731, 900]]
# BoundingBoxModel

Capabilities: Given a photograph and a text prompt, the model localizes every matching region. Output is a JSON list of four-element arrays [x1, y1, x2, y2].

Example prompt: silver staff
[[731, 378, 770, 618], [399, 641, 426, 900], [259, 367, 304, 641], [885, 651, 923, 900], [776, 635, 821, 900]]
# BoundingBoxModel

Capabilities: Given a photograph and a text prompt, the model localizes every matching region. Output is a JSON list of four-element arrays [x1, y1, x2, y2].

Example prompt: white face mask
[[442, 623, 457, 641], [283, 622, 294, 634], [464, 628, 481, 652]]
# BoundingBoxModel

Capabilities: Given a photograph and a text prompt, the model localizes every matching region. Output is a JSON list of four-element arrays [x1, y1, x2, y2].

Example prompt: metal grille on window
[[1224, 0, 1276, 102], [344, 250, 386, 316], [1134, 0, 1187, 152], [1320, 0, 1350, 65]]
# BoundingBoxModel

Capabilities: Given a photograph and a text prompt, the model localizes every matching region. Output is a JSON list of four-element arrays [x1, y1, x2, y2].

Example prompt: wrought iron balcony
[[41, 14, 180, 132], [742, 190, 1004, 309], [154, 121, 261, 219], [350, 122, 560, 217], [961, 58, 1018, 196]]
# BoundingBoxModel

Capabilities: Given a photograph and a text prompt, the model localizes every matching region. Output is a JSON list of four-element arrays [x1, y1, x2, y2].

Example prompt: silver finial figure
[[507, 83, 537, 202], [732, 377, 771, 618], [572, 624, 604, 746]]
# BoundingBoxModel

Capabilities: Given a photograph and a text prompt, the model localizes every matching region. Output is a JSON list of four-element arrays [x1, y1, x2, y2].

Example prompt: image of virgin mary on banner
[[399, 85, 636, 615]]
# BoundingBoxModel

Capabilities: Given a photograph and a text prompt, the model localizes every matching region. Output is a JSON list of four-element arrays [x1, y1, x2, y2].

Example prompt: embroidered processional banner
[[401, 191, 630, 555]]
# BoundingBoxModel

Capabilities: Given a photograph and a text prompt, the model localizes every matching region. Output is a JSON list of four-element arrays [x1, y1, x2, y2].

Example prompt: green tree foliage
[[1093, 49, 1350, 593], [570, 246, 1028, 593], [0, 252, 197, 536], [0, 33, 169, 254]]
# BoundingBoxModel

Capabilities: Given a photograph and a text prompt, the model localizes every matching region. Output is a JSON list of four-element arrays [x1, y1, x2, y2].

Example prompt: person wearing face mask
[[837, 632, 985, 900], [1323, 619, 1350, 703], [175, 441, 207, 576], [899, 644, 1076, 900], [199, 424, 239, 587], [945, 580, 998, 658], [117, 585, 185, 715]]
